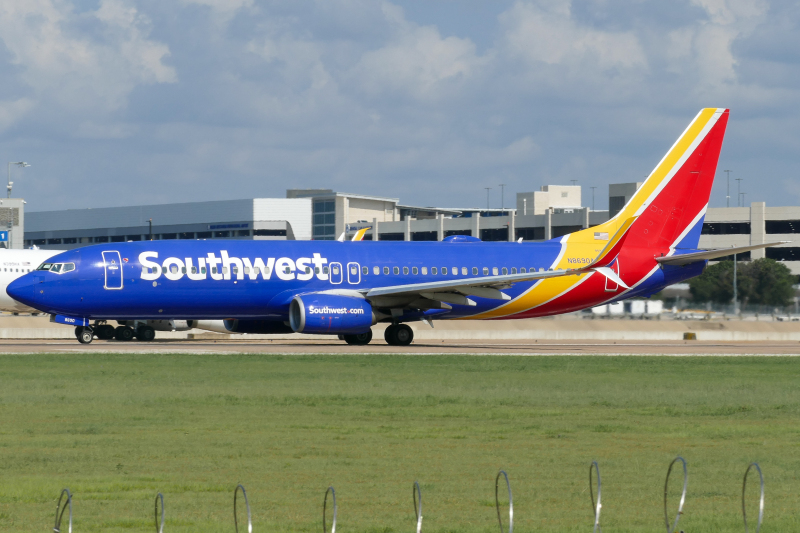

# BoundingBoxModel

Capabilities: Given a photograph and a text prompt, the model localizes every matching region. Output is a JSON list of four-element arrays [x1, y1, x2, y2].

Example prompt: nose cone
[[7, 274, 36, 308]]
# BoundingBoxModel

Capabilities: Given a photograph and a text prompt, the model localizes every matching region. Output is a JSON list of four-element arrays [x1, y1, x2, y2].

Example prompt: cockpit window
[[36, 262, 75, 274]]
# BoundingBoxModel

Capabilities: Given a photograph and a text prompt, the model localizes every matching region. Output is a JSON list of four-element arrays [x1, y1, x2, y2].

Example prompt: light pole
[[7, 161, 30, 198], [499, 184, 506, 211], [733, 253, 738, 315], [484, 187, 491, 209], [724, 170, 731, 207], [735, 178, 743, 207], [590, 186, 596, 210], [740, 192, 746, 207]]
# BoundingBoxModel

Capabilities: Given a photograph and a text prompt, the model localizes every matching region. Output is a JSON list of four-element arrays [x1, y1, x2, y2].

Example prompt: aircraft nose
[[7, 275, 35, 308]]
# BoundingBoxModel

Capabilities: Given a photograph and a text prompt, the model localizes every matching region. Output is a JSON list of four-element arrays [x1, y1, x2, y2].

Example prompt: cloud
[[499, 1, 647, 72], [0, 0, 175, 123]]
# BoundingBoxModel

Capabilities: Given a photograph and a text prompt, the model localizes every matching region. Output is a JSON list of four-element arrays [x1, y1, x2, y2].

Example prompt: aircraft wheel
[[75, 326, 84, 339], [136, 326, 156, 342], [115, 326, 135, 341], [77, 328, 94, 344], [343, 330, 372, 345], [96, 325, 115, 340], [390, 324, 413, 346], [383, 325, 396, 344]]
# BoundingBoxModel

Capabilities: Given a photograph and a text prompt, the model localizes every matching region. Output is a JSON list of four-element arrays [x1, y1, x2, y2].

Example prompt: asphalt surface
[[1, 338, 799, 355]]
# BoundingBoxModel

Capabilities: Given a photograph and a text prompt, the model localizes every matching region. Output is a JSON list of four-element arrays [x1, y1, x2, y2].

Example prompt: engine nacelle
[[289, 293, 374, 334]]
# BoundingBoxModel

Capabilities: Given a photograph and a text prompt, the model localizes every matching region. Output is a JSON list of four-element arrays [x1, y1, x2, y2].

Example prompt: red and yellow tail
[[474, 108, 730, 319]]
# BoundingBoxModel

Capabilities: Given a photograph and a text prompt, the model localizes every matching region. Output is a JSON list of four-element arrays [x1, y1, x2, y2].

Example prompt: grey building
[[25, 198, 312, 250], [0, 198, 25, 249]]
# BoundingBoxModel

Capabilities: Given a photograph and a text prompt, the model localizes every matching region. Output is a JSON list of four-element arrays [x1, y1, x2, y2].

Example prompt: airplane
[[8, 108, 784, 345]]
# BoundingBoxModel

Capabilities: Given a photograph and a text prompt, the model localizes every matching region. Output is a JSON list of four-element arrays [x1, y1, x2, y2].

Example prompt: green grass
[[1, 354, 799, 532]]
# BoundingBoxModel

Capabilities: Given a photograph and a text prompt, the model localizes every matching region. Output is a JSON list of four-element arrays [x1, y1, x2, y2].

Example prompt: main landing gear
[[384, 324, 413, 346], [73, 324, 157, 344], [342, 330, 373, 345]]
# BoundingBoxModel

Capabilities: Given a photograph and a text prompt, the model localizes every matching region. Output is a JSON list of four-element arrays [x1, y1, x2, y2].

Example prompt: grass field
[[1, 354, 799, 533]]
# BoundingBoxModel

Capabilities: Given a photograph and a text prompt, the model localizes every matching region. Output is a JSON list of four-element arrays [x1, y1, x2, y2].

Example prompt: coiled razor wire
[[413, 481, 422, 533], [589, 461, 602, 533], [743, 463, 764, 533], [323, 486, 337, 533], [154, 492, 165, 533], [54, 488, 72, 533], [234, 484, 252, 533], [664, 457, 688, 533], [495, 470, 513, 533]]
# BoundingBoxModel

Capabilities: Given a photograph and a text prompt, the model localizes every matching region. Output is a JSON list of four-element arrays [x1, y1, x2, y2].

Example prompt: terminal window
[[313, 200, 336, 240], [701, 222, 750, 235], [766, 220, 800, 234]]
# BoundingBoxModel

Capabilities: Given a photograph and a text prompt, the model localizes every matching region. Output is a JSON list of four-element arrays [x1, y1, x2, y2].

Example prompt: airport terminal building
[[16, 183, 800, 276]]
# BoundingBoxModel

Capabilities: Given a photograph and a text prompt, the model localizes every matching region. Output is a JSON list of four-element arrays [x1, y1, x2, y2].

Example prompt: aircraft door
[[347, 262, 361, 284], [102, 251, 124, 290], [329, 262, 343, 285]]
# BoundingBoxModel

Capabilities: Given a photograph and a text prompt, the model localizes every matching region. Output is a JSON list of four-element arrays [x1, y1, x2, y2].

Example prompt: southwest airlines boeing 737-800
[[7, 109, 782, 345]]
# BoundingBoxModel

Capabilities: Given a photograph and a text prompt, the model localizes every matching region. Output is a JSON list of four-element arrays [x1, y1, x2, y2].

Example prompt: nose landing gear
[[75, 326, 94, 344]]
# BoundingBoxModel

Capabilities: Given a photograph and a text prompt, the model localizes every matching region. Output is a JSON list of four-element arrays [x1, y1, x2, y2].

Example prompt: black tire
[[337, 334, 345, 340], [136, 326, 156, 342], [77, 328, 94, 344], [383, 325, 396, 344], [96, 325, 115, 340], [393, 324, 414, 346], [75, 326, 84, 339], [344, 330, 373, 345], [115, 326, 135, 341]]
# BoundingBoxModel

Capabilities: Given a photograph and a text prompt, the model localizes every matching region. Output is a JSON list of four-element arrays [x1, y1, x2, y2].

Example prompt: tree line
[[688, 258, 796, 306]]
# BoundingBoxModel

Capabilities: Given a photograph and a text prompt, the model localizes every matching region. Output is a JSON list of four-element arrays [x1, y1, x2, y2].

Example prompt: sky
[[1, 0, 799, 212]]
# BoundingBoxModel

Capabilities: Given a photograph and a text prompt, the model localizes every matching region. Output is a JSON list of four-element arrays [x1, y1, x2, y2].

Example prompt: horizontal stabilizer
[[593, 266, 629, 289], [656, 242, 789, 266]]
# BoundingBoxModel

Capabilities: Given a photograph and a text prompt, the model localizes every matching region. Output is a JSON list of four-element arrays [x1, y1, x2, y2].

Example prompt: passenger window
[[511, 267, 517, 274], [383, 266, 389, 275], [284, 267, 291, 274], [492, 267, 499, 275], [502, 267, 508, 275], [306, 267, 312, 274], [483, 267, 489, 275], [192, 267, 198, 274], [170, 265, 178, 274], [441, 267, 448, 275], [412, 267, 418, 275], [332, 266, 339, 275], [201, 267, 207, 274], [323, 266, 329, 274], [421, 267, 427, 275], [373, 266, 379, 275], [472, 267, 478, 275], [520, 267, 526, 273], [182, 267, 187, 274], [403, 266, 409, 275], [462, 267, 467, 275], [212, 267, 217, 274], [393, 266, 399, 275], [223, 267, 229, 274], [452, 267, 458, 275], [254, 267, 260, 274], [362, 266, 368, 275], [244, 267, 250, 274], [315, 267, 320, 274], [432, 267, 438, 275]]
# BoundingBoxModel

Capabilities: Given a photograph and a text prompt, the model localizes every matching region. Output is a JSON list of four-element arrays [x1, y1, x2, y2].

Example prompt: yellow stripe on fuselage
[[469, 108, 720, 319]]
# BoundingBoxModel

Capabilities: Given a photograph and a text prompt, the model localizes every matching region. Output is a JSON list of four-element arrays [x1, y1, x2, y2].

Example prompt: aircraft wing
[[656, 242, 789, 266], [363, 219, 637, 307]]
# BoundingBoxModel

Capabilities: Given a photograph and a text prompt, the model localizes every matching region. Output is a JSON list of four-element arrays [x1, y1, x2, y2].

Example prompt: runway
[[1, 338, 799, 355]]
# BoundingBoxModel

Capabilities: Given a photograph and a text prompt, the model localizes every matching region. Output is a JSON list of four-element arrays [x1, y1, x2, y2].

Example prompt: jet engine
[[289, 293, 375, 334]]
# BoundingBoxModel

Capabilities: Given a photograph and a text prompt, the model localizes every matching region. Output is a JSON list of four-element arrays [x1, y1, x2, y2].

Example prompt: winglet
[[337, 232, 345, 242], [587, 216, 637, 269], [351, 227, 371, 241]]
